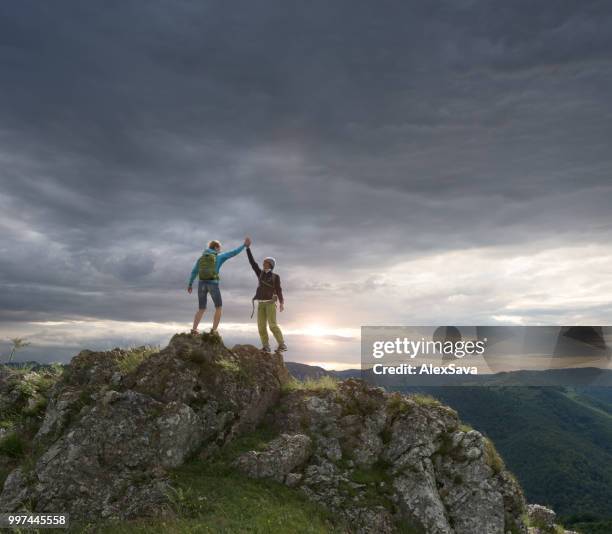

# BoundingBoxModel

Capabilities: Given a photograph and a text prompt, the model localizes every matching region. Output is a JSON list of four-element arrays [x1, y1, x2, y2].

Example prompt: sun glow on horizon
[[287, 324, 359, 340], [304, 360, 360, 371], [300, 324, 328, 338]]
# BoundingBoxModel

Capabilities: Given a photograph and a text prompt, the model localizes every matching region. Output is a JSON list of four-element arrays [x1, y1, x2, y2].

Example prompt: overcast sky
[[1, 1, 612, 367]]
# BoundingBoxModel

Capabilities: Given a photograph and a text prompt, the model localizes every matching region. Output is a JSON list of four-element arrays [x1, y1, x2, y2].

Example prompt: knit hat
[[263, 257, 276, 269]]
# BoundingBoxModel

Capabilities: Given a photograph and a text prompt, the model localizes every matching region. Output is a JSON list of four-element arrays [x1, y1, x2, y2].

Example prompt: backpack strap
[[258, 270, 276, 290]]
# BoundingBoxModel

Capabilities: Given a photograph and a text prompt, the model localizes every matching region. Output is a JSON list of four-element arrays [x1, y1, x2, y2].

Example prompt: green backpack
[[198, 252, 219, 281]]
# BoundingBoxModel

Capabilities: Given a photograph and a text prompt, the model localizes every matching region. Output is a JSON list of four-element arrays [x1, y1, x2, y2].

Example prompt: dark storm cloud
[[1, 0, 612, 325]]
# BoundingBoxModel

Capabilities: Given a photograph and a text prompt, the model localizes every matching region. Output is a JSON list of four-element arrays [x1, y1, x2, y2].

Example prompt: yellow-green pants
[[257, 301, 284, 346]]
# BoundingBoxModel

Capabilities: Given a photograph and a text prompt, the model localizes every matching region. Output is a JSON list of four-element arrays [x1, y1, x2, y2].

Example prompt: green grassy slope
[[572, 387, 612, 416], [78, 426, 346, 534]]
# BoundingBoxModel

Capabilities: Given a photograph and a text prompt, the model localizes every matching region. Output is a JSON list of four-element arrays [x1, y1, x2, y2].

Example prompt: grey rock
[[1, 390, 197, 518], [264, 378, 528, 533], [0, 468, 29, 511], [284, 472, 303, 487], [527, 504, 557, 533], [234, 433, 312, 482], [36, 389, 87, 443], [351, 506, 394, 534], [0, 334, 289, 520], [393, 459, 453, 534], [465, 446, 482, 460], [316, 436, 343, 462]]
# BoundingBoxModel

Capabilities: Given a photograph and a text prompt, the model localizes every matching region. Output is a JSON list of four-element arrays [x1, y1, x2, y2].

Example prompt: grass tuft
[[409, 393, 441, 407], [282, 375, 338, 393], [387, 393, 411, 417], [13, 366, 63, 399], [483, 436, 505, 474], [22, 396, 48, 417], [216, 358, 241, 374], [117, 346, 158, 374], [0, 432, 26, 459]]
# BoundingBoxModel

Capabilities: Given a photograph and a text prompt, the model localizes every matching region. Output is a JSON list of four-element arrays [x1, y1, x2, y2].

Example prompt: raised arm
[[217, 243, 246, 267], [187, 257, 199, 288], [246, 246, 261, 276]]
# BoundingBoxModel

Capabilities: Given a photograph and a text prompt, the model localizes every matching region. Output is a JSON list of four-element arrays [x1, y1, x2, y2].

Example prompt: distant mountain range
[[286, 361, 612, 530], [286, 362, 612, 386]]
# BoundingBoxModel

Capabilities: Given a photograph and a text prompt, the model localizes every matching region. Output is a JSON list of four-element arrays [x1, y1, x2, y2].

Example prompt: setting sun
[[301, 324, 328, 338]]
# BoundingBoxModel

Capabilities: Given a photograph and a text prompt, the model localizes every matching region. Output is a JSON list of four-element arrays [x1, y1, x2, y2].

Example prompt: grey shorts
[[198, 280, 222, 309]]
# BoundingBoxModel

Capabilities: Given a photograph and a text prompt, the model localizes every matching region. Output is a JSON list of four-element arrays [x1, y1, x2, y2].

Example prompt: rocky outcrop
[[0, 333, 289, 520], [526, 504, 578, 534], [232, 380, 527, 534], [0, 334, 557, 533]]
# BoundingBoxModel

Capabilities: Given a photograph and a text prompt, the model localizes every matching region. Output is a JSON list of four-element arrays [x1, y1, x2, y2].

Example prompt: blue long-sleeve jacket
[[187, 244, 245, 287]]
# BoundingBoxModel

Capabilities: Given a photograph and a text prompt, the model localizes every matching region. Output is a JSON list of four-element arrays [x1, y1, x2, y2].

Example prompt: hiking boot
[[277, 343, 288, 352], [261, 345, 271, 353]]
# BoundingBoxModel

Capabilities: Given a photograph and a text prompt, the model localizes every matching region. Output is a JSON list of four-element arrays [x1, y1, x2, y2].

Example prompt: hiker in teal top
[[187, 237, 250, 334]]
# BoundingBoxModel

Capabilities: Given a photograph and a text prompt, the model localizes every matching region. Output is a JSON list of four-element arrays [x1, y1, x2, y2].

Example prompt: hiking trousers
[[257, 300, 284, 347]]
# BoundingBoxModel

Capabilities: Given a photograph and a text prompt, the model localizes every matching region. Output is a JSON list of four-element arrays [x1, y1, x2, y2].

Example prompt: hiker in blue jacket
[[187, 236, 251, 334]]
